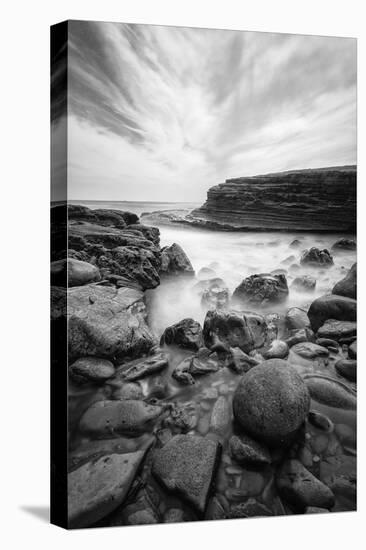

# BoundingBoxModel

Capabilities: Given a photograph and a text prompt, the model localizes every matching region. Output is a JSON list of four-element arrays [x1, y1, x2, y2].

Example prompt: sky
[[55, 21, 356, 202]]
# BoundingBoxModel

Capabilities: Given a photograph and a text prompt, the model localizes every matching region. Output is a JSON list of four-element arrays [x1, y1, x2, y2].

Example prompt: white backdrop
[[1, 1, 364, 548]]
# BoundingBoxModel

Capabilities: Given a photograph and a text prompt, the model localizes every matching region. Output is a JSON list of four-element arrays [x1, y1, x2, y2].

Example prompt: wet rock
[[109, 485, 160, 526], [201, 286, 230, 310], [68, 285, 156, 360], [308, 411, 334, 432], [116, 352, 169, 382], [317, 319, 356, 341], [112, 382, 143, 401], [263, 339, 289, 359], [291, 275, 316, 292], [160, 318, 203, 350], [79, 399, 163, 437], [304, 374, 356, 410], [229, 499, 273, 518], [334, 424, 356, 448], [290, 239, 302, 248], [210, 396, 231, 434], [68, 450, 147, 528], [300, 248, 333, 267], [160, 243, 194, 277], [203, 309, 267, 353], [276, 459, 335, 511], [331, 238, 356, 251], [51, 258, 101, 287], [348, 340, 357, 359], [285, 307, 310, 330], [332, 263, 356, 299], [233, 273, 289, 306], [335, 359, 357, 382], [205, 496, 228, 520], [69, 357, 115, 384], [172, 349, 220, 385], [229, 434, 271, 465], [315, 338, 339, 351], [305, 506, 330, 514], [152, 435, 221, 514], [292, 342, 329, 359], [233, 360, 310, 446], [285, 328, 315, 348], [307, 294, 356, 332], [165, 404, 197, 433], [225, 346, 260, 374], [164, 508, 186, 523], [201, 387, 219, 401]]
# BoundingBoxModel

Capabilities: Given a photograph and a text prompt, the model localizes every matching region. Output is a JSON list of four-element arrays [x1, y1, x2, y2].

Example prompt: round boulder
[[233, 360, 310, 446], [300, 248, 333, 267], [233, 273, 289, 306]]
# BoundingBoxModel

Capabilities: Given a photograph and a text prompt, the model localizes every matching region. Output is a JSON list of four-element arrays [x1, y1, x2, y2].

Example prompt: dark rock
[[203, 309, 267, 353], [285, 327, 315, 348], [164, 508, 186, 523], [331, 238, 356, 251], [233, 360, 310, 446], [79, 399, 163, 437], [335, 359, 357, 382], [308, 411, 334, 432], [165, 404, 197, 433], [68, 450, 147, 528], [291, 342, 329, 359], [172, 349, 220, 385], [69, 357, 115, 384], [291, 275, 316, 292], [348, 340, 357, 359], [109, 485, 160, 526], [307, 294, 356, 332], [160, 318, 203, 351], [304, 374, 356, 409], [317, 319, 356, 341], [332, 263, 356, 299], [285, 307, 310, 330], [233, 273, 288, 306], [225, 346, 260, 374], [305, 506, 330, 514], [51, 258, 101, 287], [210, 396, 231, 434], [230, 499, 273, 518], [300, 248, 333, 267], [229, 434, 271, 465], [160, 243, 194, 276], [315, 338, 339, 350], [205, 496, 228, 520], [263, 339, 289, 359], [115, 352, 169, 382], [277, 459, 335, 511], [67, 285, 156, 360], [152, 435, 221, 514]]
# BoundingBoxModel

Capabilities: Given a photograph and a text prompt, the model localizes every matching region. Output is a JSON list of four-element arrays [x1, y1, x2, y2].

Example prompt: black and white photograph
[[50, 19, 357, 530]]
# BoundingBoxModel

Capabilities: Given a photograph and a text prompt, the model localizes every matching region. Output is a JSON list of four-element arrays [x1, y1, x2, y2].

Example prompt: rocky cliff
[[190, 166, 356, 232]]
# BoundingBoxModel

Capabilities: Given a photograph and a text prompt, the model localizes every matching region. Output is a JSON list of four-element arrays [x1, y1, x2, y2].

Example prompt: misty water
[[69, 201, 356, 517]]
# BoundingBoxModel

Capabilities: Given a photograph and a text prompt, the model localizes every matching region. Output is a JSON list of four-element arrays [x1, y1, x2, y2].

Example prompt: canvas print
[[51, 20, 357, 529]]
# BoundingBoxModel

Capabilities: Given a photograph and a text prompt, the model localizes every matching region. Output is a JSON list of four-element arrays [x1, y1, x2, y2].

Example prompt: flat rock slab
[[79, 399, 163, 437], [317, 320, 357, 341], [68, 450, 146, 528], [115, 352, 169, 382], [152, 435, 221, 514], [304, 374, 356, 410]]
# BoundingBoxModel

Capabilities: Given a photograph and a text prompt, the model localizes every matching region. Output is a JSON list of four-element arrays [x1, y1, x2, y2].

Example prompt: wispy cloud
[[64, 21, 356, 201]]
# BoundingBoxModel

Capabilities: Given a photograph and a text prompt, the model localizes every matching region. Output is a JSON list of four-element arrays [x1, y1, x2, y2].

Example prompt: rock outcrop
[[189, 166, 356, 232]]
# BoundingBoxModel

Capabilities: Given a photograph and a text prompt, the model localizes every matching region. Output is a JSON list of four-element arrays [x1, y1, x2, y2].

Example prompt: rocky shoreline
[[51, 204, 357, 528]]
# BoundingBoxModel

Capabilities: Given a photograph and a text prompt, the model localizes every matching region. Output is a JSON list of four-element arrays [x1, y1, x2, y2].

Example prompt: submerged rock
[[160, 243, 194, 277], [291, 275, 316, 292], [233, 273, 289, 306], [276, 459, 335, 511], [300, 248, 333, 267], [285, 307, 310, 330], [152, 435, 221, 514], [308, 411, 334, 432], [335, 359, 357, 382], [69, 357, 115, 384], [68, 450, 147, 528], [203, 309, 267, 353], [332, 263, 356, 299], [317, 319, 356, 341], [304, 374, 356, 410], [160, 318, 203, 350], [79, 399, 163, 437], [51, 258, 101, 287], [291, 342, 329, 359], [233, 360, 310, 446], [331, 238, 356, 251], [116, 352, 169, 382], [229, 434, 271, 466], [201, 286, 230, 310], [307, 294, 357, 332]]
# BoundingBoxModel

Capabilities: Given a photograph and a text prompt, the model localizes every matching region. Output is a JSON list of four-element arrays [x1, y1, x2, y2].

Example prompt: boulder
[[225, 346, 260, 374], [79, 399, 163, 437], [290, 275, 316, 292], [203, 309, 267, 353], [285, 328, 315, 348], [152, 435, 221, 514], [68, 450, 147, 528], [304, 374, 356, 409], [285, 307, 310, 330], [317, 319, 356, 341], [160, 318, 203, 350], [115, 352, 169, 382], [229, 434, 271, 466], [335, 359, 357, 382], [276, 459, 335, 511], [291, 342, 329, 359], [172, 349, 220, 385], [307, 294, 357, 332], [233, 273, 288, 306], [332, 263, 356, 299], [67, 285, 156, 360], [331, 238, 356, 251], [69, 357, 115, 384], [232, 360, 310, 445], [51, 258, 101, 287], [160, 243, 194, 276], [300, 247, 333, 266]]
